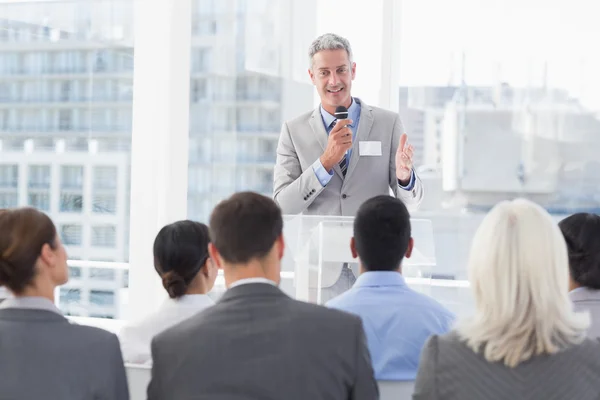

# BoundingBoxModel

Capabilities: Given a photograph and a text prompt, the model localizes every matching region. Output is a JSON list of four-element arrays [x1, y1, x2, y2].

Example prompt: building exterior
[[0, 0, 316, 316], [442, 85, 600, 212]]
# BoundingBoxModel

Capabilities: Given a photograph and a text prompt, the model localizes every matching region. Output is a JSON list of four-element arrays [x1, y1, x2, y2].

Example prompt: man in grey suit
[[273, 33, 424, 300], [148, 192, 378, 400]]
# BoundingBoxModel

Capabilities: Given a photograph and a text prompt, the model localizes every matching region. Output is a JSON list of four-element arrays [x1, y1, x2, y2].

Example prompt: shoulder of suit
[[285, 109, 315, 130], [66, 322, 120, 345], [368, 104, 401, 121]]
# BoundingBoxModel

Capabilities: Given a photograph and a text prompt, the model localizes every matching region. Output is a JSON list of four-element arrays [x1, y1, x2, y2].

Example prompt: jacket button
[[342, 194, 347, 199]]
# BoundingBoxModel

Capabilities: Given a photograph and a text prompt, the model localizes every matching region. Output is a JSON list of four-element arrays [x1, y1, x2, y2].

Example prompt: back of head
[[354, 195, 411, 271], [458, 198, 588, 367], [558, 213, 600, 289], [209, 191, 283, 266], [0, 208, 57, 294], [154, 220, 211, 298]]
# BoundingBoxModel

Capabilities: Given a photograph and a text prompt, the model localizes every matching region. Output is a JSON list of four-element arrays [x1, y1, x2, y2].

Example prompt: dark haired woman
[[559, 213, 600, 339], [119, 220, 217, 364], [0, 207, 128, 399]]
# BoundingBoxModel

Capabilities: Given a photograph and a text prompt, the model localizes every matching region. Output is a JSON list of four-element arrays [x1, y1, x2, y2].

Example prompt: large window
[[1, 0, 598, 321], [0, 0, 133, 318], [186, 0, 315, 222]]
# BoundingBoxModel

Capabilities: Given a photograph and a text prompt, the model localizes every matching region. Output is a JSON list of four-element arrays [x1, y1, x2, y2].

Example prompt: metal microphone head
[[334, 106, 349, 120]]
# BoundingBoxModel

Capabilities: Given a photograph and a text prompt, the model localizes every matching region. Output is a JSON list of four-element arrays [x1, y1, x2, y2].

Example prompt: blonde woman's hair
[[456, 198, 589, 367]]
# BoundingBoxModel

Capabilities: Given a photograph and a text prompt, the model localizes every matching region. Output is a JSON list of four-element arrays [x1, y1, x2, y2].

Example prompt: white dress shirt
[[119, 294, 214, 364]]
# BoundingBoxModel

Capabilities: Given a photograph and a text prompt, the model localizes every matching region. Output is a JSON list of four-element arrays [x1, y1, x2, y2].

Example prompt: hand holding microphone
[[320, 106, 352, 172]]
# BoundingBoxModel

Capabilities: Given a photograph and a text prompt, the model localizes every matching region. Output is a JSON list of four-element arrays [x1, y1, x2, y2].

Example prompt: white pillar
[[379, 0, 402, 111], [127, 0, 191, 320]]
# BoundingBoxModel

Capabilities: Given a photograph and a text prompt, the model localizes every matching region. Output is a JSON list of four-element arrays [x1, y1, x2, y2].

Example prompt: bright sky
[[318, 0, 600, 110]]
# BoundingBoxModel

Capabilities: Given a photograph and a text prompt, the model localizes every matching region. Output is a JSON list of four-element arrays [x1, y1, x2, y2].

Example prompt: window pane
[[68, 267, 82, 278], [28, 193, 50, 211], [186, 0, 314, 222], [60, 288, 81, 303], [0, 165, 18, 188], [90, 290, 115, 306], [91, 225, 116, 247], [89, 268, 116, 281], [0, 0, 135, 319], [28, 165, 51, 188], [60, 224, 82, 246]]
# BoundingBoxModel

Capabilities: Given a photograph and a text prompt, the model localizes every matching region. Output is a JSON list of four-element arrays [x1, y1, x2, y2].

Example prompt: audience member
[[327, 195, 454, 380], [559, 213, 600, 339], [413, 199, 600, 400], [120, 220, 217, 364], [0, 207, 129, 400], [147, 192, 378, 400]]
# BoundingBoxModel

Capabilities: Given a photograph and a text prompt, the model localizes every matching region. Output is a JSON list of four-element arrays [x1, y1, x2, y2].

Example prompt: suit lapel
[[344, 99, 374, 183], [309, 106, 344, 179]]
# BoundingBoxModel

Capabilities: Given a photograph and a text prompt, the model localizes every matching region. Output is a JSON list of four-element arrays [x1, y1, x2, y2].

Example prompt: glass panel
[[90, 290, 115, 306], [0, 0, 134, 318], [60, 224, 82, 246], [91, 225, 116, 248], [186, 0, 315, 222]]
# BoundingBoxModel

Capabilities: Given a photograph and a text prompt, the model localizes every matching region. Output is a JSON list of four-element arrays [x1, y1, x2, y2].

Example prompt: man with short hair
[[148, 192, 379, 400], [327, 195, 454, 381]]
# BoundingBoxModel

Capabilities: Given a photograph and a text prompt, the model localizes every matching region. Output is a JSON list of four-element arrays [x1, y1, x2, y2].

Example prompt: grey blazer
[[413, 331, 600, 400], [273, 98, 423, 217], [148, 283, 378, 400], [571, 287, 600, 339], [0, 308, 129, 400]]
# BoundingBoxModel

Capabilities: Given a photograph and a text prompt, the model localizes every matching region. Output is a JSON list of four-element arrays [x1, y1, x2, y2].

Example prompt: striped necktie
[[331, 120, 348, 177]]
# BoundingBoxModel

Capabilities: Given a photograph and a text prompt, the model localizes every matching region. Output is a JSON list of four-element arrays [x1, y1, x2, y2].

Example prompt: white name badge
[[359, 141, 382, 156]]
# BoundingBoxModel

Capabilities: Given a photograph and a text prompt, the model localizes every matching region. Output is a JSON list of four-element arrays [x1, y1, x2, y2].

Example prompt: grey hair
[[308, 33, 353, 68]]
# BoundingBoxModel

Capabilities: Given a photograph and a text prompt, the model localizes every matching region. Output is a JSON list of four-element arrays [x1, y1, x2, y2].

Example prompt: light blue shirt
[[327, 271, 454, 381], [311, 98, 415, 190]]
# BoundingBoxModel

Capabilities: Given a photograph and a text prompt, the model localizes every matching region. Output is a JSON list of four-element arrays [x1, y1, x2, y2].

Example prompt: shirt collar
[[168, 294, 215, 307], [353, 271, 407, 288], [320, 97, 359, 128], [0, 296, 63, 315], [228, 277, 277, 289], [570, 286, 588, 294]]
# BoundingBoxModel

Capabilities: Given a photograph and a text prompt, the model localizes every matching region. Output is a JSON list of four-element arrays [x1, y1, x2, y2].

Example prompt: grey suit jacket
[[148, 283, 378, 400], [413, 331, 600, 400], [0, 308, 129, 400], [274, 98, 423, 216], [571, 287, 600, 339]]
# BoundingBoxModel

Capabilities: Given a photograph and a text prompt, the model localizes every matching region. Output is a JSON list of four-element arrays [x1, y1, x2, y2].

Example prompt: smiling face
[[308, 48, 356, 114]]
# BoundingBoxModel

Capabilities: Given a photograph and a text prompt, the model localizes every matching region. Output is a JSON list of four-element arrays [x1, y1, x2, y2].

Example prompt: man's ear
[[405, 237, 414, 259], [276, 234, 285, 260], [208, 243, 224, 270], [350, 237, 358, 259], [308, 68, 316, 85]]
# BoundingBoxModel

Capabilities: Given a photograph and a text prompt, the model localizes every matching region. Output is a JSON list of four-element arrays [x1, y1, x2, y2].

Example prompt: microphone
[[334, 106, 351, 156], [334, 106, 349, 120]]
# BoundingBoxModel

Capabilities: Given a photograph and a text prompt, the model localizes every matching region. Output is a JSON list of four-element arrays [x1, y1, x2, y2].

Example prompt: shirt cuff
[[398, 169, 416, 191], [312, 158, 334, 187]]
